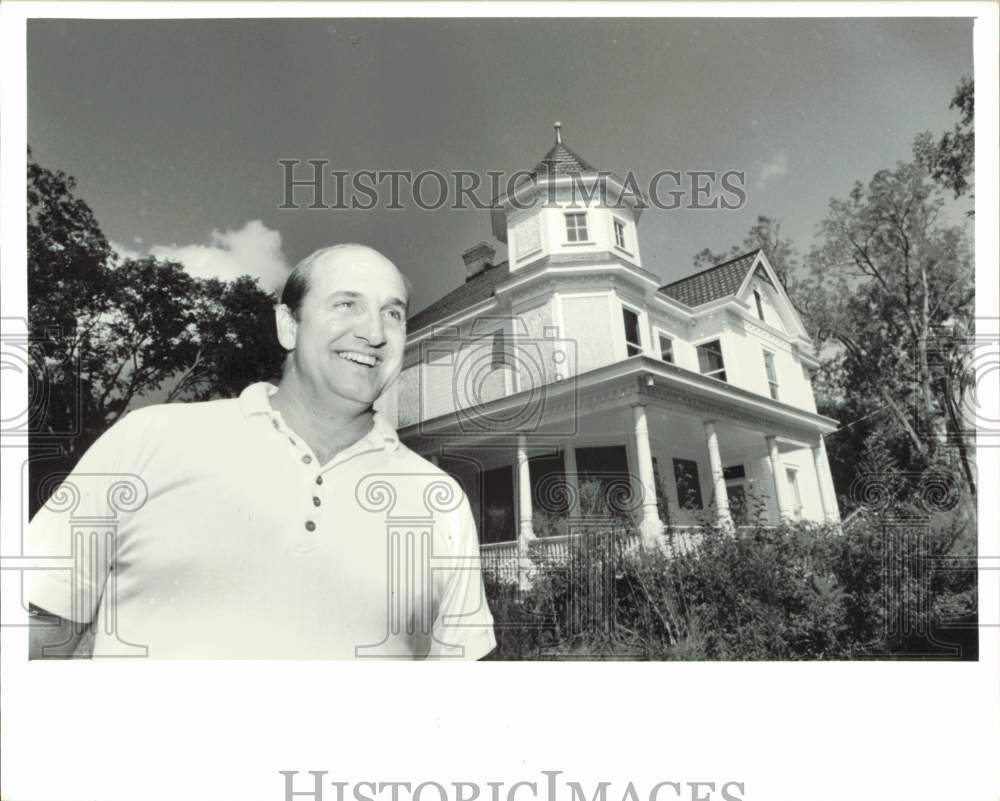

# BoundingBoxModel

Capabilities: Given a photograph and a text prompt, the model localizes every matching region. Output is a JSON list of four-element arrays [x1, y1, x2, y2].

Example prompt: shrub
[[483, 514, 977, 661]]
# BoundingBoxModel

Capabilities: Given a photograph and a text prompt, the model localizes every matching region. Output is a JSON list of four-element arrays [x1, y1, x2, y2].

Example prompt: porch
[[399, 355, 840, 558]]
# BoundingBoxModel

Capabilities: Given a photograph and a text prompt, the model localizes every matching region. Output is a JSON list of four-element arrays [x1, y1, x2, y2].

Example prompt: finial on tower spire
[[554, 121, 562, 145]]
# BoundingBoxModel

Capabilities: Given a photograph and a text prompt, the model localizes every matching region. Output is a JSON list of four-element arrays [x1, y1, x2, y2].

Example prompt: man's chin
[[324, 380, 383, 409]]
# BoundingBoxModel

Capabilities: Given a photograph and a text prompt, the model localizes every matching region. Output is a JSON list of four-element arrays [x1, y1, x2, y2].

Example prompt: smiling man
[[27, 244, 496, 660]]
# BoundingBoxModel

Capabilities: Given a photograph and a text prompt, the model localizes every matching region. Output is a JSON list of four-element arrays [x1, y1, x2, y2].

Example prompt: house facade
[[390, 125, 840, 560]]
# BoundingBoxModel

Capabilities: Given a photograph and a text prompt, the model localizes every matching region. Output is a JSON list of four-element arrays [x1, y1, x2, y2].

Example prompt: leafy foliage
[[799, 160, 975, 509], [914, 76, 974, 204], [693, 215, 800, 291], [485, 515, 977, 661], [27, 151, 286, 513]]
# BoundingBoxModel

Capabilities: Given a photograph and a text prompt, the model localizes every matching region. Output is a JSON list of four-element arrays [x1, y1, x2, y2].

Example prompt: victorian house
[[387, 125, 840, 566]]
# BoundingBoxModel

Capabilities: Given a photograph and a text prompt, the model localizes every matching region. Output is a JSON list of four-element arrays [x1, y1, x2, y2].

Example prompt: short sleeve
[[27, 411, 152, 623], [428, 495, 497, 660]]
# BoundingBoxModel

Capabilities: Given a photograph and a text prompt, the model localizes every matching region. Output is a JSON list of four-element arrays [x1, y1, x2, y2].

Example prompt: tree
[[800, 160, 975, 506], [914, 76, 974, 205], [693, 215, 799, 290], [27, 152, 285, 514]]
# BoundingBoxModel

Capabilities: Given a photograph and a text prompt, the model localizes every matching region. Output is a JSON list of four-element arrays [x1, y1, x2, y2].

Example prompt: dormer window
[[753, 288, 766, 322], [613, 219, 627, 250], [697, 339, 727, 382], [565, 212, 589, 242]]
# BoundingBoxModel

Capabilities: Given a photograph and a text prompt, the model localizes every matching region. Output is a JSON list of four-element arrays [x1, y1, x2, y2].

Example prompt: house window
[[622, 307, 642, 357], [753, 288, 766, 322], [482, 465, 515, 544], [763, 350, 779, 400], [575, 445, 631, 517], [697, 339, 727, 382], [565, 212, 588, 242], [724, 464, 749, 526], [673, 458, 703, 510], [529, 451, 569, 517], [613, 219, 627, 249], [785, 467, 803, 518], [491, 330, 506, 369], [658, 334, 674, 364]]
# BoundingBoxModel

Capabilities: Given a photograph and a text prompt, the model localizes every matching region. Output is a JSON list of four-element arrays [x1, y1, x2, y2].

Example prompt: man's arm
[[28, 603, 93, 659]]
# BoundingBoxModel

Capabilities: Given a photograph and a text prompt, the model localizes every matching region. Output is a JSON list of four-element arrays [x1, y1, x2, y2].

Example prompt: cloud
[[110, 240, 143, 262], [149, 220, 290, 292], [755, 150, 789, 190]]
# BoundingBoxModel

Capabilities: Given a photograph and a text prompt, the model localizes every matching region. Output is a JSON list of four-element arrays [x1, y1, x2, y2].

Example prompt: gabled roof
[[658, 250, 761, 307], [407, 261, 510, 332]]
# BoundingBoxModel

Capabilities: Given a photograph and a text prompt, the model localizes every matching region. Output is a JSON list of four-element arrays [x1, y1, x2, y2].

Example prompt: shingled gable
[[407, 260, 510, 333], [658, 250, 762, 307]]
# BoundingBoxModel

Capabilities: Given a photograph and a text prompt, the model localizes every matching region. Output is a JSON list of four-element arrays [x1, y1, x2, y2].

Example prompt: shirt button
[[315, 475, 323, 486], [302, 455, 312, 464], [305, 520, 316, 532], [312, 496, 321, 507]]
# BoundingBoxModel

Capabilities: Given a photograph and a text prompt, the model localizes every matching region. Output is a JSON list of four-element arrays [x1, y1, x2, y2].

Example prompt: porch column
[[766, 435, 792, 522], [562, 445, 581, 519], [812, 439, 840, 523], [703, 420, 732, 528], [632, 404, 664, 546], [516, 434, 535, 546]]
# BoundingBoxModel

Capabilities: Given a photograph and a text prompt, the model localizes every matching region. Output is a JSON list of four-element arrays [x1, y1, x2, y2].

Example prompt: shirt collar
[[238, 382, 400, 452]]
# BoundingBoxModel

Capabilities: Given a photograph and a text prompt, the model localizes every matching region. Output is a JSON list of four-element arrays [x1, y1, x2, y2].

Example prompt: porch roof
[[398, 354, 839, 447]]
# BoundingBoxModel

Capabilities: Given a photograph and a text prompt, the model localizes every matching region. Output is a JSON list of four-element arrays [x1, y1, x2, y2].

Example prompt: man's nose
[[355, 309, 386, 347]]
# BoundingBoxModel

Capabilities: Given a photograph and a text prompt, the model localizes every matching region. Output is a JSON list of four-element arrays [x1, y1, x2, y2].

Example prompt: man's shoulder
[[123, 396, 243, 426], [108, 397, 245, 447], [390, 443, 453, 477]]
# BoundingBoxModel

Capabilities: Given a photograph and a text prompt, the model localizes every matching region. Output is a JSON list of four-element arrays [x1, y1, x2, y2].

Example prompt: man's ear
[[275, 304, 298, 351]]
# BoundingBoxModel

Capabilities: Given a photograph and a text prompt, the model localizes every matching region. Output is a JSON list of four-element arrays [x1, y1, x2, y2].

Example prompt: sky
[[26, 17, 974, 316]]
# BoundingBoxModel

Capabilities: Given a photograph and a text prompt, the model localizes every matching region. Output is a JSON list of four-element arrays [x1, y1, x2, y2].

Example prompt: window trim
[[672, 457, 704, 511], [619, 299, 647, 359], [785, 465, 803, 518], [564, 211, 590, 243], [611, 216, 631, 254], [655, 330, 675, 364], [753, 287, 766, 322], [762, 348, 780, 400], [694, 337, 728, 383]]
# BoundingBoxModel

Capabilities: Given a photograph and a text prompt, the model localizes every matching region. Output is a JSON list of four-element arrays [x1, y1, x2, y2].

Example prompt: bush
[[483, 513, 977, 661]]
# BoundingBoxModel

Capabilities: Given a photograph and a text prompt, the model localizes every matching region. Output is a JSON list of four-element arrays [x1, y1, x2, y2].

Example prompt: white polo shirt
[[28, 383, 496, 660]]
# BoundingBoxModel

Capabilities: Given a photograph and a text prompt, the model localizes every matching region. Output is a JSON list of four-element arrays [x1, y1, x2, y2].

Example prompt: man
[[28, 244, 496, 659]]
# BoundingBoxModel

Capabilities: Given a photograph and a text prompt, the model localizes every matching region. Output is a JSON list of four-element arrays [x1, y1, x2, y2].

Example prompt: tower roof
[[529, 122, 597, 178]]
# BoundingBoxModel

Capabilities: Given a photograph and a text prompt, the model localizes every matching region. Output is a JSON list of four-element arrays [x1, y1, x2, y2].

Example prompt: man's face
[[278, 246, 408, 411]]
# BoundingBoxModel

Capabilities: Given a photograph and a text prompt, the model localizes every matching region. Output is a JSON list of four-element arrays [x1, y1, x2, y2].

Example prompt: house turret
[[490, 123, 645, 273]]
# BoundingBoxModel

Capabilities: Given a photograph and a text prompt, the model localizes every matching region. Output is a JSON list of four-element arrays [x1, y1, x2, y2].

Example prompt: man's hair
[[279, 244, 412, 321]]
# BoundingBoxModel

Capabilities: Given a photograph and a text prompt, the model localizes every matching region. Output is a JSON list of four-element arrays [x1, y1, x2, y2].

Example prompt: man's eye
[[384, 308, 404, 322], [334, 300, 356, 310]]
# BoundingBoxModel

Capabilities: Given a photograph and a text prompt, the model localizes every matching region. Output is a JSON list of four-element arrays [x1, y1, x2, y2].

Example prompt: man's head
[[275, 244, 409, 412]]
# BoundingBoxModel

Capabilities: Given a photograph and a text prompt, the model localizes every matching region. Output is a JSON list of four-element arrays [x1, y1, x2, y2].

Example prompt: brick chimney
[[462, 242, 496, 282]]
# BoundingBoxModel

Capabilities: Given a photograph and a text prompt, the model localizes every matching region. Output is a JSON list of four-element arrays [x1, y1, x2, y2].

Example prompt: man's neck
[[270, 375, 375, 465]]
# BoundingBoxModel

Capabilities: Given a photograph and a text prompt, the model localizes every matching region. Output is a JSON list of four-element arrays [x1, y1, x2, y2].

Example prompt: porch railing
[[480, 527, 640, 583], [480, 541, 520, 584]]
